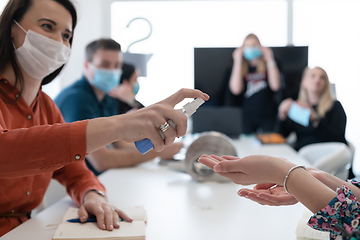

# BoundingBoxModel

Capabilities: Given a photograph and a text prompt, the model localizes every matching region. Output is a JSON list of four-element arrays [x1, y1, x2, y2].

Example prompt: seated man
[[55, 38, 182, 176]]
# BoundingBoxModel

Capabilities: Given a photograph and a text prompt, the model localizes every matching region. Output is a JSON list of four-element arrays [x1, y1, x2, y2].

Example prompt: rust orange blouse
[[0, 77, 105, 237]]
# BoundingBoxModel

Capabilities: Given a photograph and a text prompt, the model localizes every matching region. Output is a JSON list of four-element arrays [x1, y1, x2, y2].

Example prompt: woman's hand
[[261, 47, 275, 63], [115, 88, 209, 152], [108, 81, 135, 106], [232, 47, 244, 63], [79, 191, 133, 231], [198, 155, 295, 186], [296, 100, 319, 122], [238, 183, 299, 206], [278, 98, 294, 120]]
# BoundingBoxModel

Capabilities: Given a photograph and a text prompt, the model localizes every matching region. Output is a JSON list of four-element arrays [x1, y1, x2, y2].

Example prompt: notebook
[[52, 206, 147, 240], [295, 209, 329, 240], [192, 106, 242, 138]]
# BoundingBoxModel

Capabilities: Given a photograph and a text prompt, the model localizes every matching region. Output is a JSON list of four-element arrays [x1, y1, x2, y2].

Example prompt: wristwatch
[[83, 189, 107, 203]]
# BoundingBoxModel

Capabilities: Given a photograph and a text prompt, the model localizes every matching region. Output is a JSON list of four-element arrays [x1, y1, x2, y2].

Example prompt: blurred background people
[[277, 66, 352, 179], [108, 62, 144, 114], [55, 38, 182, 176], [229, 33, 281, 134], [277, 66, 347, 150]]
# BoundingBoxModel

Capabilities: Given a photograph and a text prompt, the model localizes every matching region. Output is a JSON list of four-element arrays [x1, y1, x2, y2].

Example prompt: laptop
[[192, 107, 242, 138]]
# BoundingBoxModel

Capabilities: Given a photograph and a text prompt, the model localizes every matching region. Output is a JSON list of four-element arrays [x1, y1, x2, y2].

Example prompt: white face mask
[[13, 20, 71, 80]]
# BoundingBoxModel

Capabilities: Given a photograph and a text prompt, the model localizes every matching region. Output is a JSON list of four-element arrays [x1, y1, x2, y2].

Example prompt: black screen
[[194, 46, 308, 106]]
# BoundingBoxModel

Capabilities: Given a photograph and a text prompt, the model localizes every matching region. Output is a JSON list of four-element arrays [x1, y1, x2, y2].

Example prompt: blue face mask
[[243, 47, 262, 61], [288, 102, 311, 127], [133, 81, 140, 95], [90, 68, 122, 93]]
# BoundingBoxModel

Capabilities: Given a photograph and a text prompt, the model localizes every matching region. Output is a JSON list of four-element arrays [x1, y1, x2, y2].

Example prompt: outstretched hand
[[198, 154, 298, 206], [198, 154, 295, 186], [238, 183, 299, 206]]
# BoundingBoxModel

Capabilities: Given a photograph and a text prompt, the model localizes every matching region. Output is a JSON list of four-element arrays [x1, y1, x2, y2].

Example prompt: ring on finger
[[159, 121, 170, 133]]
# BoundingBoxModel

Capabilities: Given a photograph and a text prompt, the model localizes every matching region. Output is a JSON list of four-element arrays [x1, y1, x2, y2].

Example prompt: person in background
[[55, 39, 183, 176], [198, 154, 360, 240], [0, 0, 209, 236], [277, 66, 347, 151], [108, 62, 144, 114], [229, 33, 281, 134]]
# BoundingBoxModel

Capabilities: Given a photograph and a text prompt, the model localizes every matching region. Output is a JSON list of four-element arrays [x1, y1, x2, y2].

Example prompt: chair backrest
[[298, 142, 353, 180], [31, 179, 67, 217]]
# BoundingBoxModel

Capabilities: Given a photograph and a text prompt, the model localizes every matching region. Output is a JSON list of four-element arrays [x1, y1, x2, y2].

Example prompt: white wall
[[42, 0, 114, 98], [57, 0, 110, 89]]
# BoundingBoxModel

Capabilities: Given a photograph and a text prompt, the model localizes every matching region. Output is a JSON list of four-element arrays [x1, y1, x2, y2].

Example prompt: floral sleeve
[[307, 180, 360, 240]]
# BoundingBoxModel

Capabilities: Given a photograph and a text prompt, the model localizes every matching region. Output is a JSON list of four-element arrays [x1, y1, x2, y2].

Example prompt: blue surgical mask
[[243, 47, 262, 61], [288, 102, 311, 127], [133, 81, 140, 95], [90, 68, 122, 93]]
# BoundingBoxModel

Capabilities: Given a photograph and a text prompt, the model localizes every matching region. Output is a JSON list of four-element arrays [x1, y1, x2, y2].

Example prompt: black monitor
[[194, 46, 308, 106]]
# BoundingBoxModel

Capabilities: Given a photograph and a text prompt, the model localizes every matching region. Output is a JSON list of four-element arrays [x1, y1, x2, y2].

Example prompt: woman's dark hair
[[0, 0, 77, 100], [120, 63, 136, 84]]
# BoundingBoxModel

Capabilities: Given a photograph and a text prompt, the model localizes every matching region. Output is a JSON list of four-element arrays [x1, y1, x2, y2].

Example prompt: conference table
[[1, 136, 315, 240]]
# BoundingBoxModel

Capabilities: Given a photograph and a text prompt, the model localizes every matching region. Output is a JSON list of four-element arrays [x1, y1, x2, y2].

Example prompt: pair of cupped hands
[[198, 154, 300, 206]]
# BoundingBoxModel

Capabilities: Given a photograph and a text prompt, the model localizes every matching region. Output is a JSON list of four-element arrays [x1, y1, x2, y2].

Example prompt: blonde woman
[[229, 33, 281, 134], [278, 67, 347, 151]]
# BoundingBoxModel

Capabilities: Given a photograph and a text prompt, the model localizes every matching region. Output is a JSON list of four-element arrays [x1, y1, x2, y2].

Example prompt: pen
[[67, 217, 124, 223]]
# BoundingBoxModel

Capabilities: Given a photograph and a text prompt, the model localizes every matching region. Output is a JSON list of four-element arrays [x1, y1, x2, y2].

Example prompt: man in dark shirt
[[55, 38, 182, 175]]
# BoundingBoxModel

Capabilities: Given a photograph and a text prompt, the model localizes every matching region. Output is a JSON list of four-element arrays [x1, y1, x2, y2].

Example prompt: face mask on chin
[[89, 66, 122, 93], [13, 20, 71, 80]]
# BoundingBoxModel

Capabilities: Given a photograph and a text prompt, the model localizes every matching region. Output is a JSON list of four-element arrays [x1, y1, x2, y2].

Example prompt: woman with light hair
[[278, 66, 351, 180], [278, 66, 347, 151], [229, 33, 281, 134]]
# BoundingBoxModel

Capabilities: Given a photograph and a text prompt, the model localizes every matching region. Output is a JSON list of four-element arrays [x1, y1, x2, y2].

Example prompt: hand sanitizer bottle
[[135, 98, 205, 154]]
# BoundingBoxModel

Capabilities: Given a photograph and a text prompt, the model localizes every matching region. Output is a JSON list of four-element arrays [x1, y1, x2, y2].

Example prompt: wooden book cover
[[52, 206, 146, 240], [256, 133, 286, 144]]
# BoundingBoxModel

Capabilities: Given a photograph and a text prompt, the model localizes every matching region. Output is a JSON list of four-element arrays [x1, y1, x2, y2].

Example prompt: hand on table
[[79, 191, 132, 231]]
